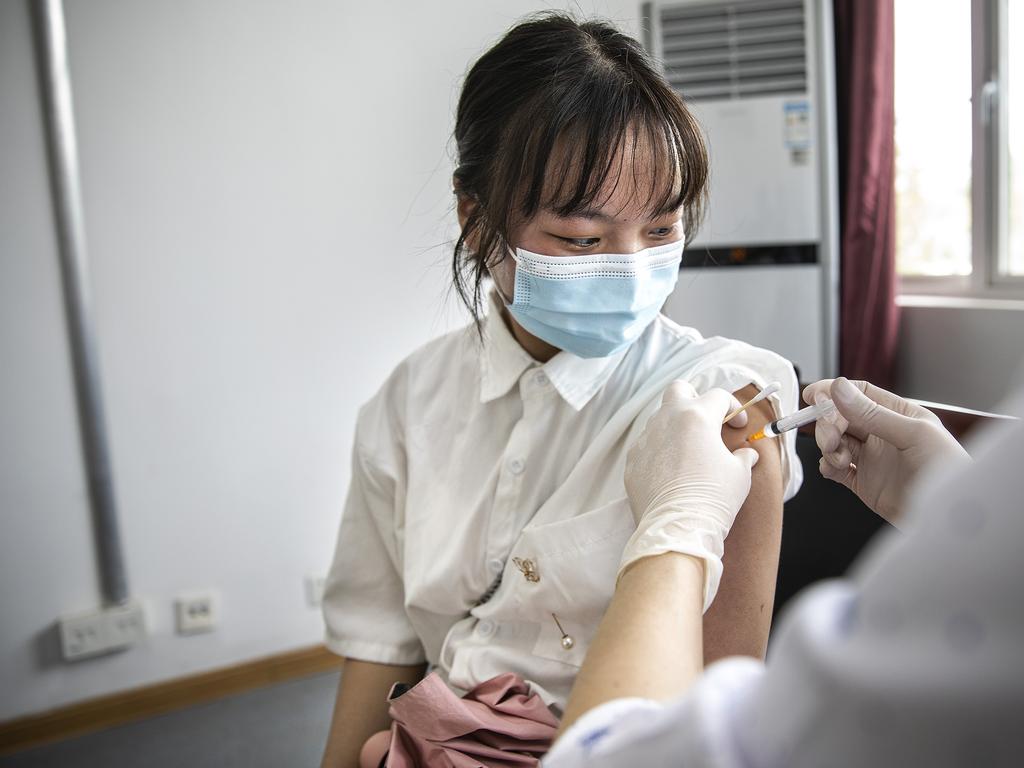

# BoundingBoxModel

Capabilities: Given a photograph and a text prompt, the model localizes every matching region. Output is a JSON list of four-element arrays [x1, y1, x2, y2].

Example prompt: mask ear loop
[[486, 248, 518, 306]]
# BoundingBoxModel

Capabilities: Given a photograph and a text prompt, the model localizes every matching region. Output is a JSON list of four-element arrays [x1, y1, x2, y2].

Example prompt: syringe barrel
[[768, 400, 836, 435]]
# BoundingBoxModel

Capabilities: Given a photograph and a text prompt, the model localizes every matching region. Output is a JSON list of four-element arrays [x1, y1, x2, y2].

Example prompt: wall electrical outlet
[[305, 574, 326, 608], [58, 602, 147, 661], [104, 603, 147, 647], [174, 592, 218, 635], [59, 611, 104, 660]]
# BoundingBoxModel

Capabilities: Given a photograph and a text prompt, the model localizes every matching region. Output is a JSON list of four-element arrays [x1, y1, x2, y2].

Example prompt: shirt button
[[534, 371, 549, 386], [488, 558, 504, 574], [508, 458, 525, 475], [478, 620, 496, 638]]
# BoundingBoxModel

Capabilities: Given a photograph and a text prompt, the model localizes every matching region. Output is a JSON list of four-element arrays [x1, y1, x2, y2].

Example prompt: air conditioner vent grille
[[660, 0, 807, 101]]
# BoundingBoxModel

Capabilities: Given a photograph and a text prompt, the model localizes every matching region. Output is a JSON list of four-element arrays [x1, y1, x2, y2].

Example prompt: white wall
[[0, 0, 641, 721], [895, 301, 1024, 412]]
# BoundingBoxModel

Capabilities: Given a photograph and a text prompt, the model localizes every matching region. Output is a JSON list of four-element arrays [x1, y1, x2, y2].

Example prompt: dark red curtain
[[833, 0, 899, 388]]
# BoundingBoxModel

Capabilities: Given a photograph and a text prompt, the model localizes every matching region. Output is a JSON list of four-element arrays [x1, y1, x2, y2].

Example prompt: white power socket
[[174, 592, 218, 635], [305, 574, 326, 608], [105, 603, 147, 646], [59, 602, 147, 662]]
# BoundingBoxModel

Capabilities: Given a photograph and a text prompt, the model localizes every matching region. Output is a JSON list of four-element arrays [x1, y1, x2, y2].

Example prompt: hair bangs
[[522, 102, 700, 225]]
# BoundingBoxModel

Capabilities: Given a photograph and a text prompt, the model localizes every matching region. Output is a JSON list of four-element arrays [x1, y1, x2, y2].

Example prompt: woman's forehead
[[539, 127, 684, 219]]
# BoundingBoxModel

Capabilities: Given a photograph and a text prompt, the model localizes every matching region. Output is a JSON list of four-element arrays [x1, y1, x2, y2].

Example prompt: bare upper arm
[[321, 658, 426, 768], [701, 383, 785, 664]]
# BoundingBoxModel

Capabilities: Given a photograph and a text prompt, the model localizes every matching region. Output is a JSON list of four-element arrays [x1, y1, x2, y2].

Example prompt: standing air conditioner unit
[[643, 0, 839, 380]]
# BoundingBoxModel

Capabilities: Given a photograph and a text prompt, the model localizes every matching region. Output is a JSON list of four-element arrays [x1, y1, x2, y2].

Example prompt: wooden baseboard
[[0, 644, 344, 756]]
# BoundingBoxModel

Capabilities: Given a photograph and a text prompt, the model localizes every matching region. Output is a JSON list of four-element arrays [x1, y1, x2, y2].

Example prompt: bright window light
[[894, 0, 973, 277], [1008, 0, 1023, 276]]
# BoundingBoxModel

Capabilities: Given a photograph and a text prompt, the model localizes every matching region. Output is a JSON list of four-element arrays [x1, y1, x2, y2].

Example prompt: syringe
[[747, 399, 835, 441]]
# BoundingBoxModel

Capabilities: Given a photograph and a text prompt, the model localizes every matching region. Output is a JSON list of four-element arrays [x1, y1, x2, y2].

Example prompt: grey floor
[[0, 670, 340, 768]]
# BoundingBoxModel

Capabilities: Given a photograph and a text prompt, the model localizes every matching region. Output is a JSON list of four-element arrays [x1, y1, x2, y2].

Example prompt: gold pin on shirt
[[512, 557, 540, 582]]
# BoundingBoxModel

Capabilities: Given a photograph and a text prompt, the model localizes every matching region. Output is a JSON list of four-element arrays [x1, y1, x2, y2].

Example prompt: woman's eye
[[650, 227, 674, 238], [558, 237, 600, 248]]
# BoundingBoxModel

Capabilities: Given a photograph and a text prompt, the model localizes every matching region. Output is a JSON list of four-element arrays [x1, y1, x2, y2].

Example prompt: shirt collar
[[479, 292, 627, 411]]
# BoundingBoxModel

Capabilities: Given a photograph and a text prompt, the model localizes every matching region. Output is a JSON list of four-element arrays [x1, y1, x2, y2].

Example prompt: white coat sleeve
[[321, 407, 425, 666], [548, 389, 1024, 768], [544, 659, 764, 768]]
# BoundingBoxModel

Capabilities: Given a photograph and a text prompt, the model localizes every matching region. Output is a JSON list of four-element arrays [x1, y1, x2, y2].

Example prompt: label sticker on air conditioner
[[784, 101, 812, 166]]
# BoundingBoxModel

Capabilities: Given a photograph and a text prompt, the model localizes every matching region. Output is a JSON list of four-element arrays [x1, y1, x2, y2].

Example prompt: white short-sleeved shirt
[[322, 294, 802, 710], [544, 383, 1024, 767]]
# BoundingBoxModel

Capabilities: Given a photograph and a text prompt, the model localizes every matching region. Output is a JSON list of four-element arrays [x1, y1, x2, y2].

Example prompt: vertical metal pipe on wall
[[30, 0, 129, 606]]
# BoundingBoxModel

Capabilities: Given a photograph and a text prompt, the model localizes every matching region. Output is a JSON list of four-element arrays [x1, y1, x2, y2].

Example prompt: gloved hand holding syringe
[[738, 376, 972, 525]]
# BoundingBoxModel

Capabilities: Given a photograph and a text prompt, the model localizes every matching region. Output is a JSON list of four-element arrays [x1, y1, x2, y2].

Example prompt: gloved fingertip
[[831, 377, 860, 408], [814, 390, 834, 408], [727, 409, 749, 429], [819, 456, 842, 481], [663, 379, 699, 404], [801, 386, 820, 407], [825, 449, 850, 469], [815, 421, 841, 453], [735, 446, 759, 469]]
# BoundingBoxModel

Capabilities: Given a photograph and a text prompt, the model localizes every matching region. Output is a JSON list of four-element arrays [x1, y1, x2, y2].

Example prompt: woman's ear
[[454, 177, 481, 253], [455, 185, 477, 231], [456, 194, 477, 231]]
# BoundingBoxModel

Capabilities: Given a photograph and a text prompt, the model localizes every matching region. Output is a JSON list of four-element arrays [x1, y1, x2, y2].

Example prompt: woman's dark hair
[[452, 12, 709, 325]]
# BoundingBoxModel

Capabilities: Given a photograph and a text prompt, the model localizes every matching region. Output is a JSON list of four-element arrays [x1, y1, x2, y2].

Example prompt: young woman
[[319, 13, 802, 767]]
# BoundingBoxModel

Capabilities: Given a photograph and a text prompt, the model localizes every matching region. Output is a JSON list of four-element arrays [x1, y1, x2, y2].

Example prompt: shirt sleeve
[[321, 403, 426, 666]]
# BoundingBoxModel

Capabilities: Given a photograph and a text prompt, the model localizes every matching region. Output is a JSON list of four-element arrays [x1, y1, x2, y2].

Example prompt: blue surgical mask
[[504, 239, 684, 358]]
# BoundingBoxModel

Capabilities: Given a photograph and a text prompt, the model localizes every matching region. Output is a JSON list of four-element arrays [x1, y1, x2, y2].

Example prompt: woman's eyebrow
[[543, 206, 614, 222], [543, 206, 684, 222]]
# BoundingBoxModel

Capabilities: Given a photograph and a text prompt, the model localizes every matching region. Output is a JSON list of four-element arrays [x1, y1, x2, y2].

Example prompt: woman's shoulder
[[355, 322, 480, 441], [645, 314, 797, 382], [391, 321, 480, 388], [643, 314, 804, 500], [638, 314, 801, 431]]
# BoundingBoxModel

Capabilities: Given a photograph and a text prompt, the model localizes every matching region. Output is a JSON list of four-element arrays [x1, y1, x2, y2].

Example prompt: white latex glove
[[802, 377, 969, 527], [620, 381, 761, 613]]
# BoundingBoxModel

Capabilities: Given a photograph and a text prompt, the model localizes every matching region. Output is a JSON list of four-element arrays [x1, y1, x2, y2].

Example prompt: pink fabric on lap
[[382, 672, 559, 767]]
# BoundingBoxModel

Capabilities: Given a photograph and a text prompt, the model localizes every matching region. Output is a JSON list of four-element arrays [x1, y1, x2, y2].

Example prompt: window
[[894, 1, 972, 277], [1008, 0, 1023, 275], [895, 0, 1023, 294]]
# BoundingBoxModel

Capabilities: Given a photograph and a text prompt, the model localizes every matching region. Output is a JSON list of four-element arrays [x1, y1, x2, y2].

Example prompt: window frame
[[899, 0, 1024, 299]]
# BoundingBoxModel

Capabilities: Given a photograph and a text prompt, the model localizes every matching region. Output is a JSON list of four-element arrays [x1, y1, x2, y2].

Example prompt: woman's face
[[490, 138, 684, 300]]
